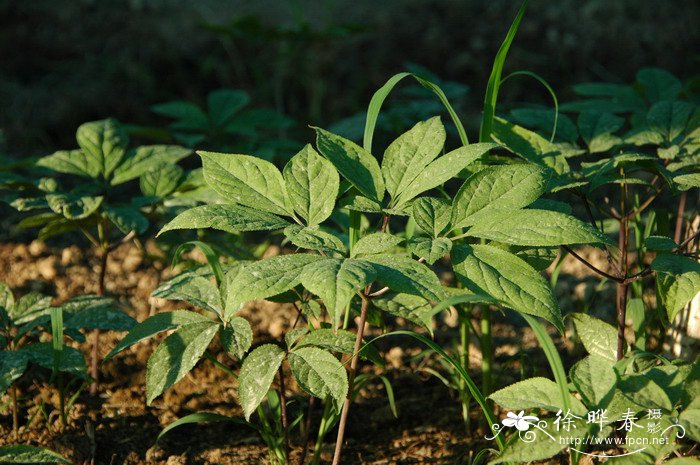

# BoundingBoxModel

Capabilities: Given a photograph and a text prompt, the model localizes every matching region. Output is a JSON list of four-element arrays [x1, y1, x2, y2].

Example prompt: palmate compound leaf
[[139, 162, 183, 198], [569, 313, 618, 361], [381, 116, 446, 200], [0, 445, 71, 464], [412, 197, 451, 238], [451, 164, 549, 229], [75, 118, 129, 179], [104, 310, 211, 361], [406, 236, 452, 265], [489, 377, 586, 415], [393, 143, 496, 207], [152, 269, 223, 317], [238, 344, 286, 421], [296, 328, 383, 366], [283, 144, 340, 225], [288, 346, 348, 414], [220, 316, 253, 359], [652, 253, 700, 321], [146, 320, 219, 404], [158, 204, 289, 236], [299, 258, 376, 328], [365, 254, 446, 302], [46, 193, 103, 220], [111, 145, 192, 185], [451, 244, 563, 332], [283, 225, 347, 255], [466, 209, 612, 246], [314, 127, 385, 202], [199, 151, 292, 216], [37, 150, 100, 179]]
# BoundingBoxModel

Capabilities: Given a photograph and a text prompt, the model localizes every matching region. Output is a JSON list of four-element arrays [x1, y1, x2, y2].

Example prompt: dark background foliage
[[1, 0, 699, 155]]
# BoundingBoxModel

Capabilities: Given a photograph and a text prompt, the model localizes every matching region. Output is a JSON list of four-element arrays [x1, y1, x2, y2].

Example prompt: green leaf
[[299, 258, 376, 328], [451, 244, 563, 332], [637, 68, 682, 103], [140, 163, 183, 197], [674, 173, 700, 191], [103, 206, 149, 235], [208, 89, 249, 127], [451, 164, 548, 228], [491, 117, 569, 174], [366, 254, 445, 302], [569, 313, 618, 361], [652, 253, 700, 321], [238, 344, 286, 421], [406, 236, 452, 265], [62, 295, 135, 331], [466, 209, 612, 246], [296, 328, 382, 366], [105, 310, 210, 361], [156, 412, 251, 444], [489, 377, 586, 415], [152, 100, 209, 129], [146, 320, 219, 404], [0, 282, 15, 315], [644, 236, 678, 252], [570, 354, 616, 407], [22, 343, 86, 376], [285, 327, 309, 349], [283, 144, 339, 225], [395, 143, 495, 206], [158, 204, 288, 236], [381, 116, 445, 200], [199, 151, 292, 216], [0, 445, 71, 464], [226, 254, 322, 310], [412, 197, 451, 238], [152, 269, 223, 316], [76, 118, 128, 179], [577, 111, 624, 153], [46, 194, 103, 220], [618, 374, 673, 412], [351, 233, 403, 257], [0, 350, 28, 396], [288, 346, 348, 413], [284, 225, 347, 255], [37, 150, 100, 179], [506, 245, 559, 271], [338, 194, 382, 213], [111, 145, 192, 185], [220, 316, 253, 359], [314, 127, 385, 202], [679, 409, 700, 443], [372, 292, 435, 332], [10, 292, 51, 325], [647, 100, 694, 142]]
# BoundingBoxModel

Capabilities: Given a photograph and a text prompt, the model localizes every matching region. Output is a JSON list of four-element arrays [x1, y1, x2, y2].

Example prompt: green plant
[[6, 118, 190, 393]]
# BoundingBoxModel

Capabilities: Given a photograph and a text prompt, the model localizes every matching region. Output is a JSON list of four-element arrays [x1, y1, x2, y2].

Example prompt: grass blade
[[501, 70, 560, 142], [172, 240, 224, 286], [156, 412, 252, 443]]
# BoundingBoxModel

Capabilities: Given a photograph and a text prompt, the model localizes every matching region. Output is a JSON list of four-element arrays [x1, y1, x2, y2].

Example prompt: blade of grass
[[50, 306, 66, 426], [501, 70, 560, 142], [172, 240, 224, 286]]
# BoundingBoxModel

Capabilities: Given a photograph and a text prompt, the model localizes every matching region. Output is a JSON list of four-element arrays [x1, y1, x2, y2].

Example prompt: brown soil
[[0, 241, 585, 464]]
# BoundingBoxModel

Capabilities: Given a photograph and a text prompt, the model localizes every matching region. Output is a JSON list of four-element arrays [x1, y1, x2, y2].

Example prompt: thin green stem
[[458, 308, 471, 432]]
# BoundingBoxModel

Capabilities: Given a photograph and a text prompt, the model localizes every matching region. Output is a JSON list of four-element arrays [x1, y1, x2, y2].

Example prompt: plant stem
[[278, 366, 290, 465], [458, 308, 471, 432], [616, 180, 629, 360], [311, 400, 332, 465], [480, 309, 493, 399], [674, 191, 687, 244], [331, 295, 369, 465], [90, 221, 109, 396], [12, 384, 19, 439]]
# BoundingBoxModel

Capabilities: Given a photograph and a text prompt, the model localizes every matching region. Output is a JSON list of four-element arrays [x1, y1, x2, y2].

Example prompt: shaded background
[[2, 0, 699, 155]]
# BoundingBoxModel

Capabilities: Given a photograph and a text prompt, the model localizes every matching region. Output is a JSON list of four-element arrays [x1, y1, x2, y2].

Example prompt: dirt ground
[[0, 240, 616, 464]]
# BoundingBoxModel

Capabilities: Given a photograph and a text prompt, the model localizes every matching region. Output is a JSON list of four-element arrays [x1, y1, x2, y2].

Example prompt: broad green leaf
[[105, 310, 211, 361], [37, 150, 99, 178], [0, 350, 28, 396], [283, 144, 339, 225], [208, 89, 249, 126], [111, 145, 192, 185], [371, 292, 434, 332], [299, 258, 375, 327], [0, 445, 70, 464], [288, 346, 348, 413], [284, 225, 347, 255], [637, 68, 682, 103], [510, 108, 579, 142], [146, 320, 219, 404], [647, 100, 694, 142], [451, 244, 563, 331], [338, 194, 382, 213], [679, 409, 700, 443], [76, 118, 128, 179], [366, 254, 445, 302], [63, 297, 135, 332], [226, 254, 322, 310], [570, 354, 616, 407], [10, 292, 51, 325], [577, 111, 624, 153], [644, 236, 678, 251], [489, 377, 586, 415], [22, 343, 86, 376], [238, 344, 285, 420], [314, 127, 385, 202], [140, 163, 183, 197], [618, 374, 673, 412], [0, 282, 14, 314], [569, 313, 618, 361], [652, 253, 700, 321], [674, 173, 700, 191], [220, 316, 253, 359], [506, 245, 559, 271], [296, 328, 382, 365], [285, 327, 309, 349], [152, 269, 222, 316], [351, 233, 403, 257], [451, 164, 548, 228], [46, 194, 103, 220], [199, 151, 292, 216], [103, 206, 149, 234], [152, 101, 209, 129], [491, 117, 569, 174], [406, 236, 452, 265], [158, 204, 288, 235], [412, 197, 451, 238], [395, 143, 495, 206], [381, 116, 445, 199], [466, 209, 612, 246]]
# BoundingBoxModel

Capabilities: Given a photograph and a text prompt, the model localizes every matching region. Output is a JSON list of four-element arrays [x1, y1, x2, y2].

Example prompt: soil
[[0, 241, 614, 464]]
